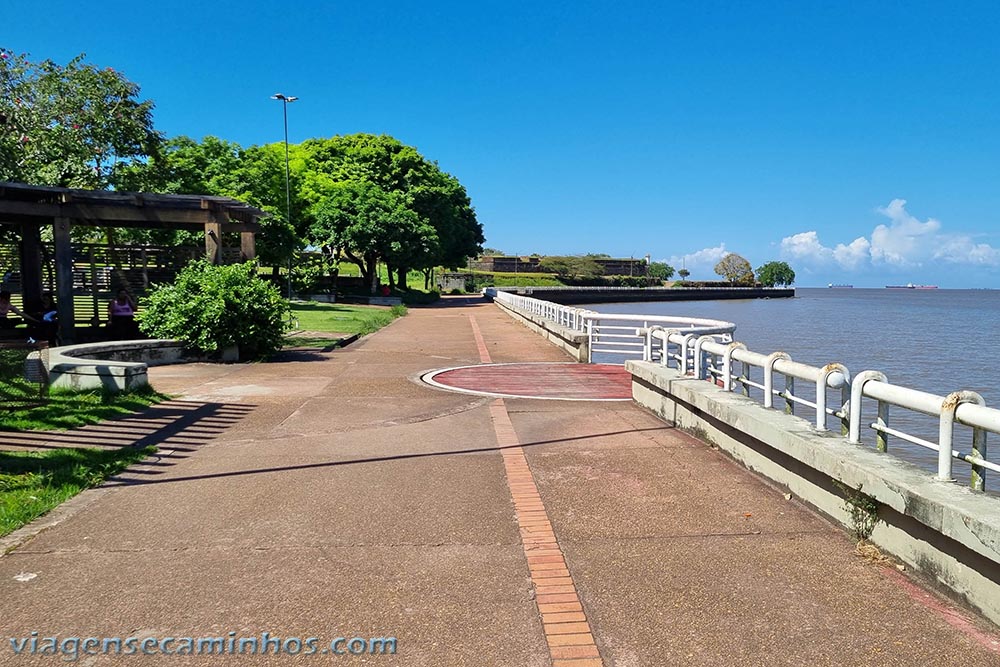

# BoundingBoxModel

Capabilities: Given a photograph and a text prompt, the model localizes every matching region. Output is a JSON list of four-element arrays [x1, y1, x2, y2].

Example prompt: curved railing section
[[488, 288, 999, 492], [486, 288, 737, 362]]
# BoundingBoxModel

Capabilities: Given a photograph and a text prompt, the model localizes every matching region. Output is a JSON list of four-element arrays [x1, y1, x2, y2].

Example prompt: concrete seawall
[[493, 298, 1000, 627]]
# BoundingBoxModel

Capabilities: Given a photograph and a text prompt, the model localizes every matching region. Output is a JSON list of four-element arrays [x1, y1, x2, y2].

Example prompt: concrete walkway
[[2, 297, 999, 666]]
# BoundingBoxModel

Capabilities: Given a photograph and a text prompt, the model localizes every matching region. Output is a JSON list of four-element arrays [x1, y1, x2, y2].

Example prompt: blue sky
[[8, 1, 1000, 287]]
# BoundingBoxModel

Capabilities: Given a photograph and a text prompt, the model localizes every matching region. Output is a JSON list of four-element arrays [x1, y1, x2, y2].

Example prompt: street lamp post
[[271, 93, 297, 301]]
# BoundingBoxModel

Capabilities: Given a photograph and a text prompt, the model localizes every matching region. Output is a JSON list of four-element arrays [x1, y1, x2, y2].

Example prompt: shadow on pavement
[[105, 425, 672, 487], [0, 400, 255, 477]]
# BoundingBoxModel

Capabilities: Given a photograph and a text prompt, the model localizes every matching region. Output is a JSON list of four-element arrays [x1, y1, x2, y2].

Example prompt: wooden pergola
[[0, 182, 263, 344]]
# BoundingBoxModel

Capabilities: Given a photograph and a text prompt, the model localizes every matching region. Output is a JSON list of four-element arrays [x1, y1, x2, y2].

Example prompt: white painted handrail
[[490, 288, 999, 492]]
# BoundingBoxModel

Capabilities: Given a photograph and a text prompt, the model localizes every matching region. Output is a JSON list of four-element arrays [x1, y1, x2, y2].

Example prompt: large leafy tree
[[300, 134, 483, 288], [647, 261, 675, 280], [756, 261, 795, 287], [0, 49, 161, 189], [714, 253, 754, 285], [311, 181, 436, 292]]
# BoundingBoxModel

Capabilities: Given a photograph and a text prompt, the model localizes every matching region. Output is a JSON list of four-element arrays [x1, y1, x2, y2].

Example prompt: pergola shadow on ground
[[0, 399, 255, 480], [0, 182, 262, 344]]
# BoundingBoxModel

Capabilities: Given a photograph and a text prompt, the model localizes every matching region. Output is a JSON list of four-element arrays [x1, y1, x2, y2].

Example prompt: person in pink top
[[108, 288, 139, 340]]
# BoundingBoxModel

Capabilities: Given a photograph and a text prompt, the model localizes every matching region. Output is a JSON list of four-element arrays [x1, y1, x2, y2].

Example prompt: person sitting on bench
[[0, 290, 35, 329], [108, 289, 140, 340]]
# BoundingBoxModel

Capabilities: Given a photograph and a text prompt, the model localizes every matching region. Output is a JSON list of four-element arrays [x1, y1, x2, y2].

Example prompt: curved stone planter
[[46, 340, 237, 393]]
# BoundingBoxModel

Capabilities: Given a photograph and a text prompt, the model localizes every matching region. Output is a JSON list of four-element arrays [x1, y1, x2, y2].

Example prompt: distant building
[[470, 256, 542, 273]]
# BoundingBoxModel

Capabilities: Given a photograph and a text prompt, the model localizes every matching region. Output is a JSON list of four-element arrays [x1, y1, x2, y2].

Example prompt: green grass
[[0, 385, 167, 432], [287, 302, 407, 348], [0, 445, 155, 538]]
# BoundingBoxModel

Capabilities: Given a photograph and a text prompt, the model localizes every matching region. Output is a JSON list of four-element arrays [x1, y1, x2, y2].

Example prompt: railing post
[[679, 333, 697, 375], [938, 391, 985, 482], [661, 329, 678, 368], [816, 363, 850, 432], [763, 352, 790, 409], [875, 401, 889, 453], [972, 428, 988, 492], [586, 318, 594, 364], [848, 371, 888, 444], [840, 383, 851, 436], [693, 336, 709, 380], [722, 343, 747, 392]]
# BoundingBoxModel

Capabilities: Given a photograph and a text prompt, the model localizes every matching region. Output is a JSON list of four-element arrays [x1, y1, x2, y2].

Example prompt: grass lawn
[[0, 345, 167, 432], [0, 445, 155, 539], [286, 302, 407, 349]]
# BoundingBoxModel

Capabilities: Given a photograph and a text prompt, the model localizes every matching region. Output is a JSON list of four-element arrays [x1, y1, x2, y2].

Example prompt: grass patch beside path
[[0, 445, 155, 538], [0, 386, 167, 433], [287, 302, 406, 348]]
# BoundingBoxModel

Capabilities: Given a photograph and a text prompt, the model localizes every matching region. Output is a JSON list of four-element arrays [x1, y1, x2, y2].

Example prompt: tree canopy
[[311, 180, 433, 291], [714, 253, 754, 285], [647, 261, 675, 280], [300, 134, 483, 288], [0, 49, 161, 189], [756, 261, 795, 287]]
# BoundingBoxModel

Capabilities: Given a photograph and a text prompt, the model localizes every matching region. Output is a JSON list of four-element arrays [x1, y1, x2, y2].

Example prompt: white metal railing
[[487, 288, 736, 361], [490, 288, 999, 492]]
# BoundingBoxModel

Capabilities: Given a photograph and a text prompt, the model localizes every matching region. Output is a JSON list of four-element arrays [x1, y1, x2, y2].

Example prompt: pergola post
[[18, 224, 44, 308], [53, 216, 75, 344], [205, 220, 222, 264], [240, 231, 256, 261]]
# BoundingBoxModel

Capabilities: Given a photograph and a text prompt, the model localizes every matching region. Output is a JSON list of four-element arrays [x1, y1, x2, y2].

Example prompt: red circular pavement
[[422, 363, 632, 401]]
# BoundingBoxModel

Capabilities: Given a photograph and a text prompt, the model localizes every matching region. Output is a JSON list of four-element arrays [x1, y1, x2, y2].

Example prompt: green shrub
[[138, 260, 290, 360]]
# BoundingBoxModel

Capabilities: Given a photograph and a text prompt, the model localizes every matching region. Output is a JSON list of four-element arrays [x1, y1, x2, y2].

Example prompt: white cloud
[[779, 199, 1000, 271], [832, 237, 871, 269], [869, 199, 941, 266], [780, 231, 833, 262], [667, 244, 729, 271]]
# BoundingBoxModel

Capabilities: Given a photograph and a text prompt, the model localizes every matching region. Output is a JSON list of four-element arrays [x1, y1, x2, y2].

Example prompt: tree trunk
[[396, 266, 407, 290], [386, 263, 396, 290], [367, 256, 379, 294]]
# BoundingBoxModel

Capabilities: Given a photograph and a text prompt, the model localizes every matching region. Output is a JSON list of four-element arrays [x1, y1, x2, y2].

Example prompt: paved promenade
[[2, 297, 999, 666]]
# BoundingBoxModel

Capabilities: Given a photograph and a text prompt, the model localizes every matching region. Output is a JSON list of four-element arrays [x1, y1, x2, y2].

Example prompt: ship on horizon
[[828, 283, 854, 288], [885, 283, 938, 289]]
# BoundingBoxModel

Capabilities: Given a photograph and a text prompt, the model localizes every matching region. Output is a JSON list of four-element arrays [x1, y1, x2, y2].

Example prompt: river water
[[584, 288, 1000, 492]]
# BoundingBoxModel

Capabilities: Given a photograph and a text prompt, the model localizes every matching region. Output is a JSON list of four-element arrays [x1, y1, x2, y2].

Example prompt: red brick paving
[[431, 362, 632, 400], [471, 313, 608, 667]]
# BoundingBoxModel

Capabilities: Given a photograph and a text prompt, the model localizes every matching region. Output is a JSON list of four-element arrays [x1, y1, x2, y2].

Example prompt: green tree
[[756, 261, 796, 287], [647, 261, 675, 280], [310, 181, 436, 293], [0, 49, 161, 189], [298, 134, 482, 287], [678, 268, 690, 280], [714, 253, 754, 285]]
